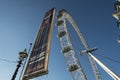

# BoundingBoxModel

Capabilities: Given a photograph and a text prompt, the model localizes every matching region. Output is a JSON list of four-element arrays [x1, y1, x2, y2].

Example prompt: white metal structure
[[56, 9, 101, 80], [57, 10, 87, 80], [88, 53, 120, 80], [57, 9, 120, 80]]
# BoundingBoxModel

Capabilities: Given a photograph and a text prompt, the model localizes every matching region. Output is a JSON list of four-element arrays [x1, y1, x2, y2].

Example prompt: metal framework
[[57, 9, 120, 80], [56, 9, 101, 80], [57, 10, 87, 80]]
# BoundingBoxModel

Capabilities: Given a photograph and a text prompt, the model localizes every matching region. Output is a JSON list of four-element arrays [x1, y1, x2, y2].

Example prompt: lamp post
[[11, 49, 28, 80]]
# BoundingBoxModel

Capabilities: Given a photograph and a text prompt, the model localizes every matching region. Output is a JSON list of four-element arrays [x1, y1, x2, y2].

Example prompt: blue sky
[[0, 0, 120, 80]]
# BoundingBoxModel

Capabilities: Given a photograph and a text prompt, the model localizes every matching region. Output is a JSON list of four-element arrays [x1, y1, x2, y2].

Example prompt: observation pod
[[69, 65, 79, 72], [58, 31, 66, 38], [62, 45, 72, 53], [57, 20, 64, 26], [58, 9, 67, 14], [57, 13, 63, 19]]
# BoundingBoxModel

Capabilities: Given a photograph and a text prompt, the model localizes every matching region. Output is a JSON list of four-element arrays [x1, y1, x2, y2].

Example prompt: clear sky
[[0, 0, 120, 80]]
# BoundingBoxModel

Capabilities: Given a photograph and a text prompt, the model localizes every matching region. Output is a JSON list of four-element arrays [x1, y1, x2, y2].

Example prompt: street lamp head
[[19, 49, 28, 60]]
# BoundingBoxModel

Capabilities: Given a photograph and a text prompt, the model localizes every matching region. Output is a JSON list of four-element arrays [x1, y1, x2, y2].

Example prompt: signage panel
[[23, 8, 55, 79]]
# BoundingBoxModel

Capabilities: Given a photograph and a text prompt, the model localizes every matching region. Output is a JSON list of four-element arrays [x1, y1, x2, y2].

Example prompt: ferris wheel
[[57, 9, 120, 80]]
